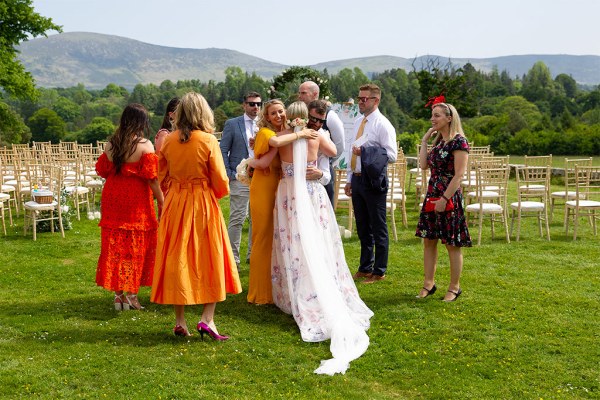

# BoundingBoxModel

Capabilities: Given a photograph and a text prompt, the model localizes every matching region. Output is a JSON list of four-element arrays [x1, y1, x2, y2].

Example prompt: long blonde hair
[[432, 102, 464, 146], [257, 99, 286, 131], [173, 92, 215, 143]]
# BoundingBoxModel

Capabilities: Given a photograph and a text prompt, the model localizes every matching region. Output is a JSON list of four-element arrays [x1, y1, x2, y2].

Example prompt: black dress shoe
[[442, 288, 462, 302], [416, 284, 437, 299]]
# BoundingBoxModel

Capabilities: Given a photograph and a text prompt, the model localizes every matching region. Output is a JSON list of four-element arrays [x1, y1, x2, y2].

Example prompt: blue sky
[[32, 0, 600, 66]]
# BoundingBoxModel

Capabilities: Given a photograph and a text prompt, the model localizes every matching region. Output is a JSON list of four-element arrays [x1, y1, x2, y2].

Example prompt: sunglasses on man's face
[[309, 115, 327, 124], [246, 101, 262, 107], [357, 96, 377, 103]]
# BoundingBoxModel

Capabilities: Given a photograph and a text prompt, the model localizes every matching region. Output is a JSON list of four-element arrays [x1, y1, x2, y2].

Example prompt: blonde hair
[[432, 102, 464, 145], [257, 99, 286, 130], [286, 101, 308, 121], [173, 92, 215, 143]]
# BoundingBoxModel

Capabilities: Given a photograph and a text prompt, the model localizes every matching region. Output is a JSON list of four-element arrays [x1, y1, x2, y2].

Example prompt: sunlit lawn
[[0, 179, 598, 399]]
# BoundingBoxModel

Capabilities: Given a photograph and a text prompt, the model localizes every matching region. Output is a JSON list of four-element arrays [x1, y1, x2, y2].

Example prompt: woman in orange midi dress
[[95, 103, 164, 311], [247, 99, 318, 304], [151, 92, 241, 338]]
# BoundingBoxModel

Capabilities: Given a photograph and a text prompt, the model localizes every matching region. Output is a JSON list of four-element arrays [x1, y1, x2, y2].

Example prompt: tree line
[[2, 61, 600, 155]]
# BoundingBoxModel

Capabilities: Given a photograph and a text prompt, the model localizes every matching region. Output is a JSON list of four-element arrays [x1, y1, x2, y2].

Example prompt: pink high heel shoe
[[196, 321, 229, 341]]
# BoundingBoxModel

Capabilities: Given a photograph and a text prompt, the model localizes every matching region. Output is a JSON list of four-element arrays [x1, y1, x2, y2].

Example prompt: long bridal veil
[[290, 135, 372, 375]]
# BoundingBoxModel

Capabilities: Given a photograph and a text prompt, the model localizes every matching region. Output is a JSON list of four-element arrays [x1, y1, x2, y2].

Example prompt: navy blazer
[[219, 115, 251, 180], [360, 145, 389, 193]]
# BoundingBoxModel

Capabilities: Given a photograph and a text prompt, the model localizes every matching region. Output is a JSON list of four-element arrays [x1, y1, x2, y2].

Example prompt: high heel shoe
[[173, 325, 192, 337], [114, 293, 124, 311], [123, 294, 145, 311], [416, 284, 437, 299], [443, 288, 462, 302], [197, 321, 229, 341]]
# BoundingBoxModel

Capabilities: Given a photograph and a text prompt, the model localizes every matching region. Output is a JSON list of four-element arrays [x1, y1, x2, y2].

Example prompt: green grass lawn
[[0, 184, 599, 399]]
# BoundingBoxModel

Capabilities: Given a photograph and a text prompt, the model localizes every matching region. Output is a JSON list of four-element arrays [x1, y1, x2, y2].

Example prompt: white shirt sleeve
[[326, 111, 345, 161]]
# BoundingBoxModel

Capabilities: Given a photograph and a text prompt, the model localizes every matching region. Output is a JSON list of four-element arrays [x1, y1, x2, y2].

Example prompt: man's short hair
[[359, 83, 381, 98], [307, 99, 328, 115], [243, 91, 261, 101]]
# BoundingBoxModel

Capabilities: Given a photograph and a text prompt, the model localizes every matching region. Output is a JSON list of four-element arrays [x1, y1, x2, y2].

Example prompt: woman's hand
[[422, 127, 437, 143], [434, 197, 447, 213], [300, 128, 319, 140]]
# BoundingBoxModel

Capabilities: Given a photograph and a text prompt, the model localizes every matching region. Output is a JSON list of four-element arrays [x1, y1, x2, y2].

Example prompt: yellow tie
[[351, 118, 367, 171]]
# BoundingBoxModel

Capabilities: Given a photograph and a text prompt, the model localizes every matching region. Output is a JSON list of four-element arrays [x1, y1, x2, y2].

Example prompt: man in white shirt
[[344, 84, 397, 283], [305, 100, 333, 185], [219, 91, 261, 268], [298, 81, 345, 204]]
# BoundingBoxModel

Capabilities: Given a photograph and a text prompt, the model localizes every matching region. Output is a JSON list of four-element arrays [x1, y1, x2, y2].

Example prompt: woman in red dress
[[95, 104, 164, 310]]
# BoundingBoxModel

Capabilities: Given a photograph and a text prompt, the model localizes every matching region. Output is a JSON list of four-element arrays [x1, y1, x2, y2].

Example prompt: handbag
[[424, 196, 454, 212]]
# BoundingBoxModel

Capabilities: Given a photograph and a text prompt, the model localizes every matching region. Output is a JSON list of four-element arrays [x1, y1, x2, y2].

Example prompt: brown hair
[[359, 83, 381, 98], [109, 103, 150, 173]]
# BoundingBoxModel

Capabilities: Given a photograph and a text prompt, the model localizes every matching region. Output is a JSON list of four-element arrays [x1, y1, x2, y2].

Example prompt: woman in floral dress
[[415, 102, 472, 302], [270, 102, 373, 375]]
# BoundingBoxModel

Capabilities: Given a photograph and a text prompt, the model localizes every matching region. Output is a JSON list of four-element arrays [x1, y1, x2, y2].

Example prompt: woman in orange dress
[[246, 99, 318, 304], [151, 92, 242, 338], [95, 103, 164, 311]]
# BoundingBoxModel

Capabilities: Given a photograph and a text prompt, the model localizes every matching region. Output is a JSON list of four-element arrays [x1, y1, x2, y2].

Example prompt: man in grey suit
[[220, 91, 261, 268]]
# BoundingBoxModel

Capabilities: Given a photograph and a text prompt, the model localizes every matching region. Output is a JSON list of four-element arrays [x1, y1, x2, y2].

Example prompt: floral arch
[[268, 66, 332, 102]]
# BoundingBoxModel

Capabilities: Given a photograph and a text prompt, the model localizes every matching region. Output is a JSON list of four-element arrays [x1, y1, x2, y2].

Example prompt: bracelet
[[441, 194, 450, 201], [295, 132, 299, 140]]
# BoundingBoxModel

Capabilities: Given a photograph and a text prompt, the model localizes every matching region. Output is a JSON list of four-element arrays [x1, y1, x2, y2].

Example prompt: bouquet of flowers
[[288, 117, 308, 129], [236, 158, 254, 186]]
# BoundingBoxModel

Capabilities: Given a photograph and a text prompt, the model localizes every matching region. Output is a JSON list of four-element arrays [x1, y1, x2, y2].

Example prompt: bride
[[271, 101, 374, 375]]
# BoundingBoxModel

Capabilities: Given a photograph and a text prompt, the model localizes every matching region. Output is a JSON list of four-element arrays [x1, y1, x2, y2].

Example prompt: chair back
[[574, 166, 600, 203]]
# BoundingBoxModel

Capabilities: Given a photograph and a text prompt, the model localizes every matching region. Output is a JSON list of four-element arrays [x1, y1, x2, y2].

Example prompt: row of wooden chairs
[[1, 141, 106, 238], [331, 150, 598, 244]]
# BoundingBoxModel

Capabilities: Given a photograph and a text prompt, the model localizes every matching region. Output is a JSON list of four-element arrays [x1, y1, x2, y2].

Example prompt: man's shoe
[[353, 271, 373, 279], [363, 274, 386, 284]]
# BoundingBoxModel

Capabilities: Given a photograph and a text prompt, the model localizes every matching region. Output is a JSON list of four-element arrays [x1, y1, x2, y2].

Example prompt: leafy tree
[[28, 108, 66, 143], [521, 61, 557, 103], [0, 101, 31, 145], [0, 0, 61, 99], [100, 83, 128, 99], [555, 73, 578, 99], [80, 117, 115, 144], [52, 97, 82, 123], [330, 67, 370, 103], [496, 96, 543, 131]]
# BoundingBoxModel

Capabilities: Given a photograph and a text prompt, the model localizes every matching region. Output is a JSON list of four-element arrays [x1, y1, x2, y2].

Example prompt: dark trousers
[[324, 163, 335, 205], [352, 174, 389, 276]]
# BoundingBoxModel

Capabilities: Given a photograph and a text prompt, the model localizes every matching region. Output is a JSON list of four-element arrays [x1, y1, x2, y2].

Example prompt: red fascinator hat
[[424, 91, 446, 108]]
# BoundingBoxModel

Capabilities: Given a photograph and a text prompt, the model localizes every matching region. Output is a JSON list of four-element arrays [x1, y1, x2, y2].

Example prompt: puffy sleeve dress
[[151, 130, 242, 305], [415, 135, 472, 247], [247, 127, 281, 304], [95, 152, 159, 293]]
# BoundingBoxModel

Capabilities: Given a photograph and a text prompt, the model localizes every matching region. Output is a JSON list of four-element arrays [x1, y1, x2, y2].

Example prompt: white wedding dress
[[271, 136, 373, 375]]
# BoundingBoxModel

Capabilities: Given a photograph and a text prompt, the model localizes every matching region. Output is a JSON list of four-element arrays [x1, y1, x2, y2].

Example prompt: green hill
[[16, 32, 600, 89]]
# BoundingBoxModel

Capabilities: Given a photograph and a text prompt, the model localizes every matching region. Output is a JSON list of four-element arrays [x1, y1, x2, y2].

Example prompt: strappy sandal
[[114, 293, 125, 311], [416, 284, 437, 299], [443, 288, 462, 302], [123, 294, 145, 310]]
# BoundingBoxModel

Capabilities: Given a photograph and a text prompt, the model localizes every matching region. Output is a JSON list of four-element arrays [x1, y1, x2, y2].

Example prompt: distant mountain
[[16, 32, 600, 90]]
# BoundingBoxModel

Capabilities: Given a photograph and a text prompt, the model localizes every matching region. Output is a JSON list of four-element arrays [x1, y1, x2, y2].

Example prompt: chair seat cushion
[[465, 203, 504, 213], [565, 200, 600, 208], [510, 201, 545, 211], [24, 200, 58, 210]]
